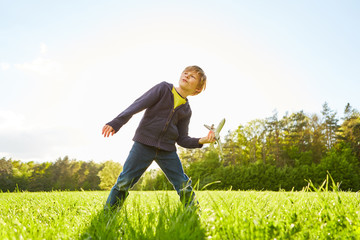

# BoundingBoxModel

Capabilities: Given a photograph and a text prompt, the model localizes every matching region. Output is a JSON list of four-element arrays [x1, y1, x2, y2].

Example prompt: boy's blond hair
[[183, 65, 207, 95]]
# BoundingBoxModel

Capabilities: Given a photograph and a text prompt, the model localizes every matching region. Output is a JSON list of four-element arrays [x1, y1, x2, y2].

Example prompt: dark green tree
[[321, 102, 339, 149], [0, 158, 14, 191]]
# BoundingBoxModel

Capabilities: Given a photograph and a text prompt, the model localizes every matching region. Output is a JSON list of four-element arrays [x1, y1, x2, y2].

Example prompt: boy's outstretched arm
[[102, 124, 116, 137]]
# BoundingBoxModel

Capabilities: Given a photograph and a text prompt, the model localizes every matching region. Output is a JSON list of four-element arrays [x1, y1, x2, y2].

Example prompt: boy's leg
[[105, 142, 155, 209], [155, 150, 197, 206]]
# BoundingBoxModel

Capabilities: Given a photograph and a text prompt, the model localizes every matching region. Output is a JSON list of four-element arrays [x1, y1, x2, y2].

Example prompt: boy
[[102, 65, 215, 209]]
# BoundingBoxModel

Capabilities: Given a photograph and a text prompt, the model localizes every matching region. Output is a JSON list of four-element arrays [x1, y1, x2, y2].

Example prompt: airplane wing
[[204, 124, 215, 131], [215, 118, 226, 139]]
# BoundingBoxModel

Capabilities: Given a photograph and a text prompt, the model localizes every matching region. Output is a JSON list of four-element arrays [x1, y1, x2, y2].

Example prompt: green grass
[[0, 189, 359, 239]]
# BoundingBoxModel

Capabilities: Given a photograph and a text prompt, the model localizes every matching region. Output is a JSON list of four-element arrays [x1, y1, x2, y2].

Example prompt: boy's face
[[179, 70, 201, 95]]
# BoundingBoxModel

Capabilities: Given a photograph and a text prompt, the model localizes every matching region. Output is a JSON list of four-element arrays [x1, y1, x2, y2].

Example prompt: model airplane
[[204, 118, 226, 161]]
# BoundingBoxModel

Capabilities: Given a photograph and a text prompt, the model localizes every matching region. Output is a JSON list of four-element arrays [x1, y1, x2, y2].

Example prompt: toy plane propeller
[[204, 118, 226, 161]]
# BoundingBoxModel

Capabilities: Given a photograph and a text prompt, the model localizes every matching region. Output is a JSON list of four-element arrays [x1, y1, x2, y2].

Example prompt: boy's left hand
[[199, 130, 216, 144]]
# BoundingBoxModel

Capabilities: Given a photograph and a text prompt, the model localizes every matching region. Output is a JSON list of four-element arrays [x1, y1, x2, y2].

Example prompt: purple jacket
[[106, 81, 203, 151]]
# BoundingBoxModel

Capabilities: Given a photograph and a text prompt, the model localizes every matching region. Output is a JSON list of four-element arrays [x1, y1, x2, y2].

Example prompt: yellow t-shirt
[[172, 87, 187, 109]]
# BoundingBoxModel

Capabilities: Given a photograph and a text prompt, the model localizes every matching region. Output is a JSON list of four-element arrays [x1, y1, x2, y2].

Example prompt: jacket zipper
[[156, 104, 185, 149]]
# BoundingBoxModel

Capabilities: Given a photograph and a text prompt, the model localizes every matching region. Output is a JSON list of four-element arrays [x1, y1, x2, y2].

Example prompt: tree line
[[1, 102, 359, 192]]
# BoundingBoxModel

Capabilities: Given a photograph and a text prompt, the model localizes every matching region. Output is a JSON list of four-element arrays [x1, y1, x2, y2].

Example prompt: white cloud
[[40, 42, 48, 55], [14, 57, 61, 76], [0, 112, 89, 162], [0, 62, 10, 71], [0, 127, 67, 162], [0, 110, 26, 131], [14, 43, 61, 76]]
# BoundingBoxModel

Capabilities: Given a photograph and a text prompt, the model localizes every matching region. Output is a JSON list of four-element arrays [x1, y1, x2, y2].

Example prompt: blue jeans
[[105, 142, 196, 208]]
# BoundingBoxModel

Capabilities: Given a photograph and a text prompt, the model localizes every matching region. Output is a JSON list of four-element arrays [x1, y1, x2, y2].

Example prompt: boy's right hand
[[102, 125, 115, 137], [199, 130, 216, 144]]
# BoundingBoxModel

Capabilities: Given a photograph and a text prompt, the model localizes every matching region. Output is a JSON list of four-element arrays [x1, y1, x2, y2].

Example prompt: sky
[[1, 0, 359, 166]]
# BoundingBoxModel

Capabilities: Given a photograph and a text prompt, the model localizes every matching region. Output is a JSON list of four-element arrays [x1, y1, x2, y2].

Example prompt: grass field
[[1, 187, 359, 239]]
